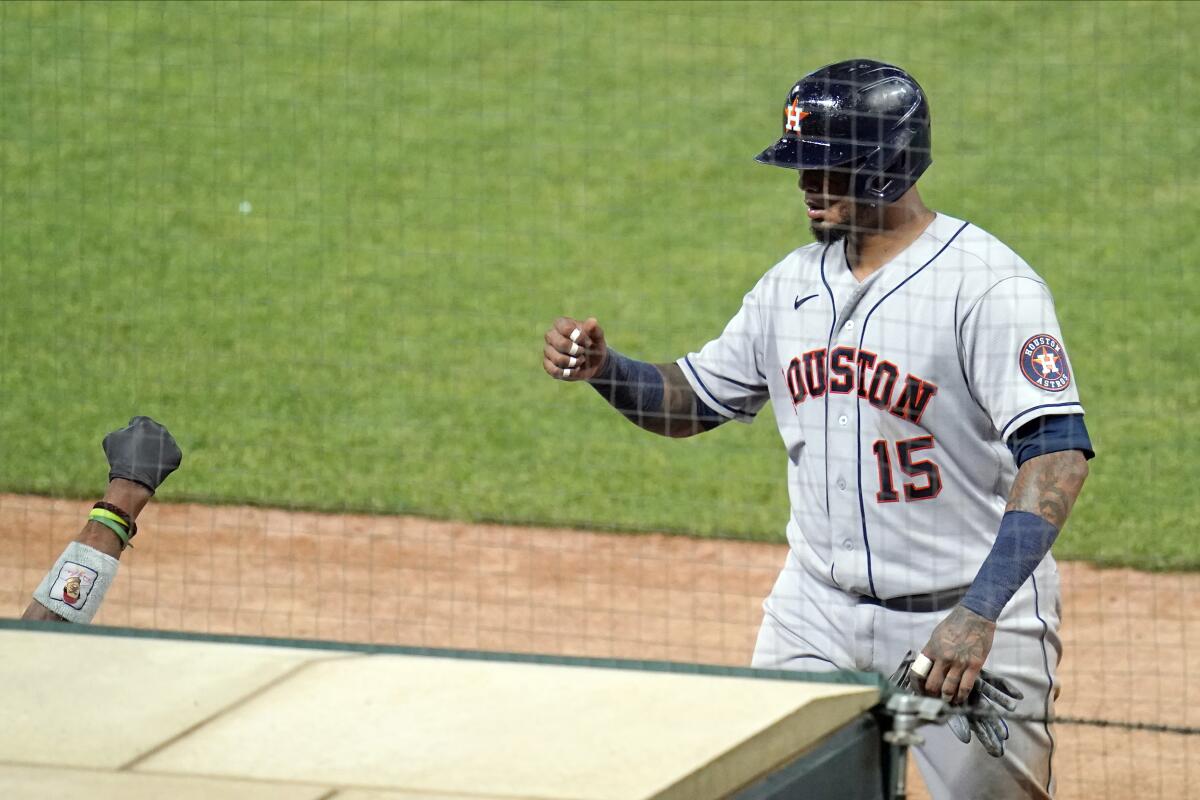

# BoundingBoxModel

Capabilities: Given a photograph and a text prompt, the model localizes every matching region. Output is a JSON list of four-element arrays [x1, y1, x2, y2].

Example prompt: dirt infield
[[2, 494, 1195, 798]]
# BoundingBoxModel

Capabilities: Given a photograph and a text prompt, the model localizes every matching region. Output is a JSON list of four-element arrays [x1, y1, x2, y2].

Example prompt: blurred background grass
[[0, 1, 1195, 568]]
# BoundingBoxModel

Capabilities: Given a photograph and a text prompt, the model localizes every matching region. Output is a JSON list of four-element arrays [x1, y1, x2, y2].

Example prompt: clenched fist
[[542, 317, 608, 382], [102, 416, 183, 494]]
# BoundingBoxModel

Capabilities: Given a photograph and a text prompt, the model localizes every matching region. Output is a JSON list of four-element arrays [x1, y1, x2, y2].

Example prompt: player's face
[[799, 168, 855, 243], [799, 169, 882, 243]]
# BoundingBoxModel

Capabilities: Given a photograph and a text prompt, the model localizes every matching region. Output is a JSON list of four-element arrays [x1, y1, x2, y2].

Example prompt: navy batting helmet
[[755, 59, 931, 205]]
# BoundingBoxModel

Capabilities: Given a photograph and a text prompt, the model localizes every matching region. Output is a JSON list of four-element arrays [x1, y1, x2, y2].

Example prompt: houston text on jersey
[[783, 346, 939, 425]]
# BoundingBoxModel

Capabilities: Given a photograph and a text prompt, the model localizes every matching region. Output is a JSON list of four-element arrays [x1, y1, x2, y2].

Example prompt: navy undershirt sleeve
[[588, 349, 723, 430], [961, 510, 1059, 621], [1007, 413, 1094, 467]]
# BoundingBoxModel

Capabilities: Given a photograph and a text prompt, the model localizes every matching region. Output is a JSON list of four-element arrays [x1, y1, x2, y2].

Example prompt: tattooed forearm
[[1006, 449, 1089, 528], [1035, 468, 1071, 524]]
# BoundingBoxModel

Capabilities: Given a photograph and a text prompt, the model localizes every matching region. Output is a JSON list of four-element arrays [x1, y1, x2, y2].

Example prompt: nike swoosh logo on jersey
[[794, 294, 818, 310]]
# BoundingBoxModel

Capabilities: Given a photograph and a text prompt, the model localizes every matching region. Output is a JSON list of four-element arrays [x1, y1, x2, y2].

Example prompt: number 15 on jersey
[[871, 436, 943, 503]]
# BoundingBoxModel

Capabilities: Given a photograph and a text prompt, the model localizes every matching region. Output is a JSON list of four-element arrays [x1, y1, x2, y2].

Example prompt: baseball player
[[22, 417, 182, 624], [542, 60, 1093, 799]]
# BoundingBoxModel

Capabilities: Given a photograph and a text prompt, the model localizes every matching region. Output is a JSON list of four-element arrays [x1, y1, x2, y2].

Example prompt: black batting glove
[[102, 416, 183, 493]]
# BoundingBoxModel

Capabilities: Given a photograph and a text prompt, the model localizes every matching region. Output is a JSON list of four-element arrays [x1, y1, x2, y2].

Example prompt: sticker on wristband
[[49, 561, 99, 610]]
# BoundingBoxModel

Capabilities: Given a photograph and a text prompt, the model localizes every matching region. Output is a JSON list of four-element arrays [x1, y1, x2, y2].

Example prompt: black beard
[[810, 203, 883, 244], [811, 222, 849, 244]]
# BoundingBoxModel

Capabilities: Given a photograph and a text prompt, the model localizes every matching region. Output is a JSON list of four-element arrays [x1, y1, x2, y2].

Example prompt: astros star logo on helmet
[[785, 98, 809, 132]]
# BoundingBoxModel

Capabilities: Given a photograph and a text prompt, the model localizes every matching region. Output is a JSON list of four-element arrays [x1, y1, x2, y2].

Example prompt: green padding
[[0, 618, 888, 690]]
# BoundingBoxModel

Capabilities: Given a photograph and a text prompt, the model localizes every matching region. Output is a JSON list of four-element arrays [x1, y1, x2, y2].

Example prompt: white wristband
[[32, 541, 119, 624]]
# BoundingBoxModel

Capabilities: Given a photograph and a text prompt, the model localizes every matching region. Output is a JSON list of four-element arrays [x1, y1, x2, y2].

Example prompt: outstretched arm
[[543, 316, 724, 438], [918, 431, 1089, 704], [23, 417, 182, 623], [22, 478, 151, 622]]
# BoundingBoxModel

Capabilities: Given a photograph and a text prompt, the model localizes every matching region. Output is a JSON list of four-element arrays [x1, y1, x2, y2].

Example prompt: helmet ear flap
[[854, 125, 931, 204], [858, 133, 912, 202], [859, 170, 894, 204]]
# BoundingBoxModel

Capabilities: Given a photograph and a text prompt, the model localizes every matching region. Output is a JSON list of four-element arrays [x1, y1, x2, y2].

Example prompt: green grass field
[[0, 1, 1196, 569]]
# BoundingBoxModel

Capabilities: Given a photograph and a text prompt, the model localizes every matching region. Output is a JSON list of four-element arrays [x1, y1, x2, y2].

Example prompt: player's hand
[[892, 644, 1020, 758], [543, 316, 608, 382], [102, 416, 183, 494], [917, 604, 996, 705]]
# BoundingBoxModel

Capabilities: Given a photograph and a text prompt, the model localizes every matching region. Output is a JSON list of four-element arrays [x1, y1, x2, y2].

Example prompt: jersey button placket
[[826, 298, 864, 583]]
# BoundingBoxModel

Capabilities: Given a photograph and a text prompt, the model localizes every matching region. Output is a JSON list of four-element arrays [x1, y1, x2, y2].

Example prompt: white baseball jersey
[[678, 213, 1084, 599]]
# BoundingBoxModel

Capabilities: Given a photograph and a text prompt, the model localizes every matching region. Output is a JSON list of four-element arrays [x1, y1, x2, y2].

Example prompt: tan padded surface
[[0, 628, 878, 799], [139, 652, 878, 799], [0, 765, 330, 799], [0, 629, 327, 768], [329, 791, 520, 800]]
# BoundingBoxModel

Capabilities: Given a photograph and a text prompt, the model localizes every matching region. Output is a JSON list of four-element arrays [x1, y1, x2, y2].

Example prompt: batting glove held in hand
[[887, 651, 1022, 759], [945, 668, 1023, 758], [102, 416, 183, 493], [887, 650, 920, 688]]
